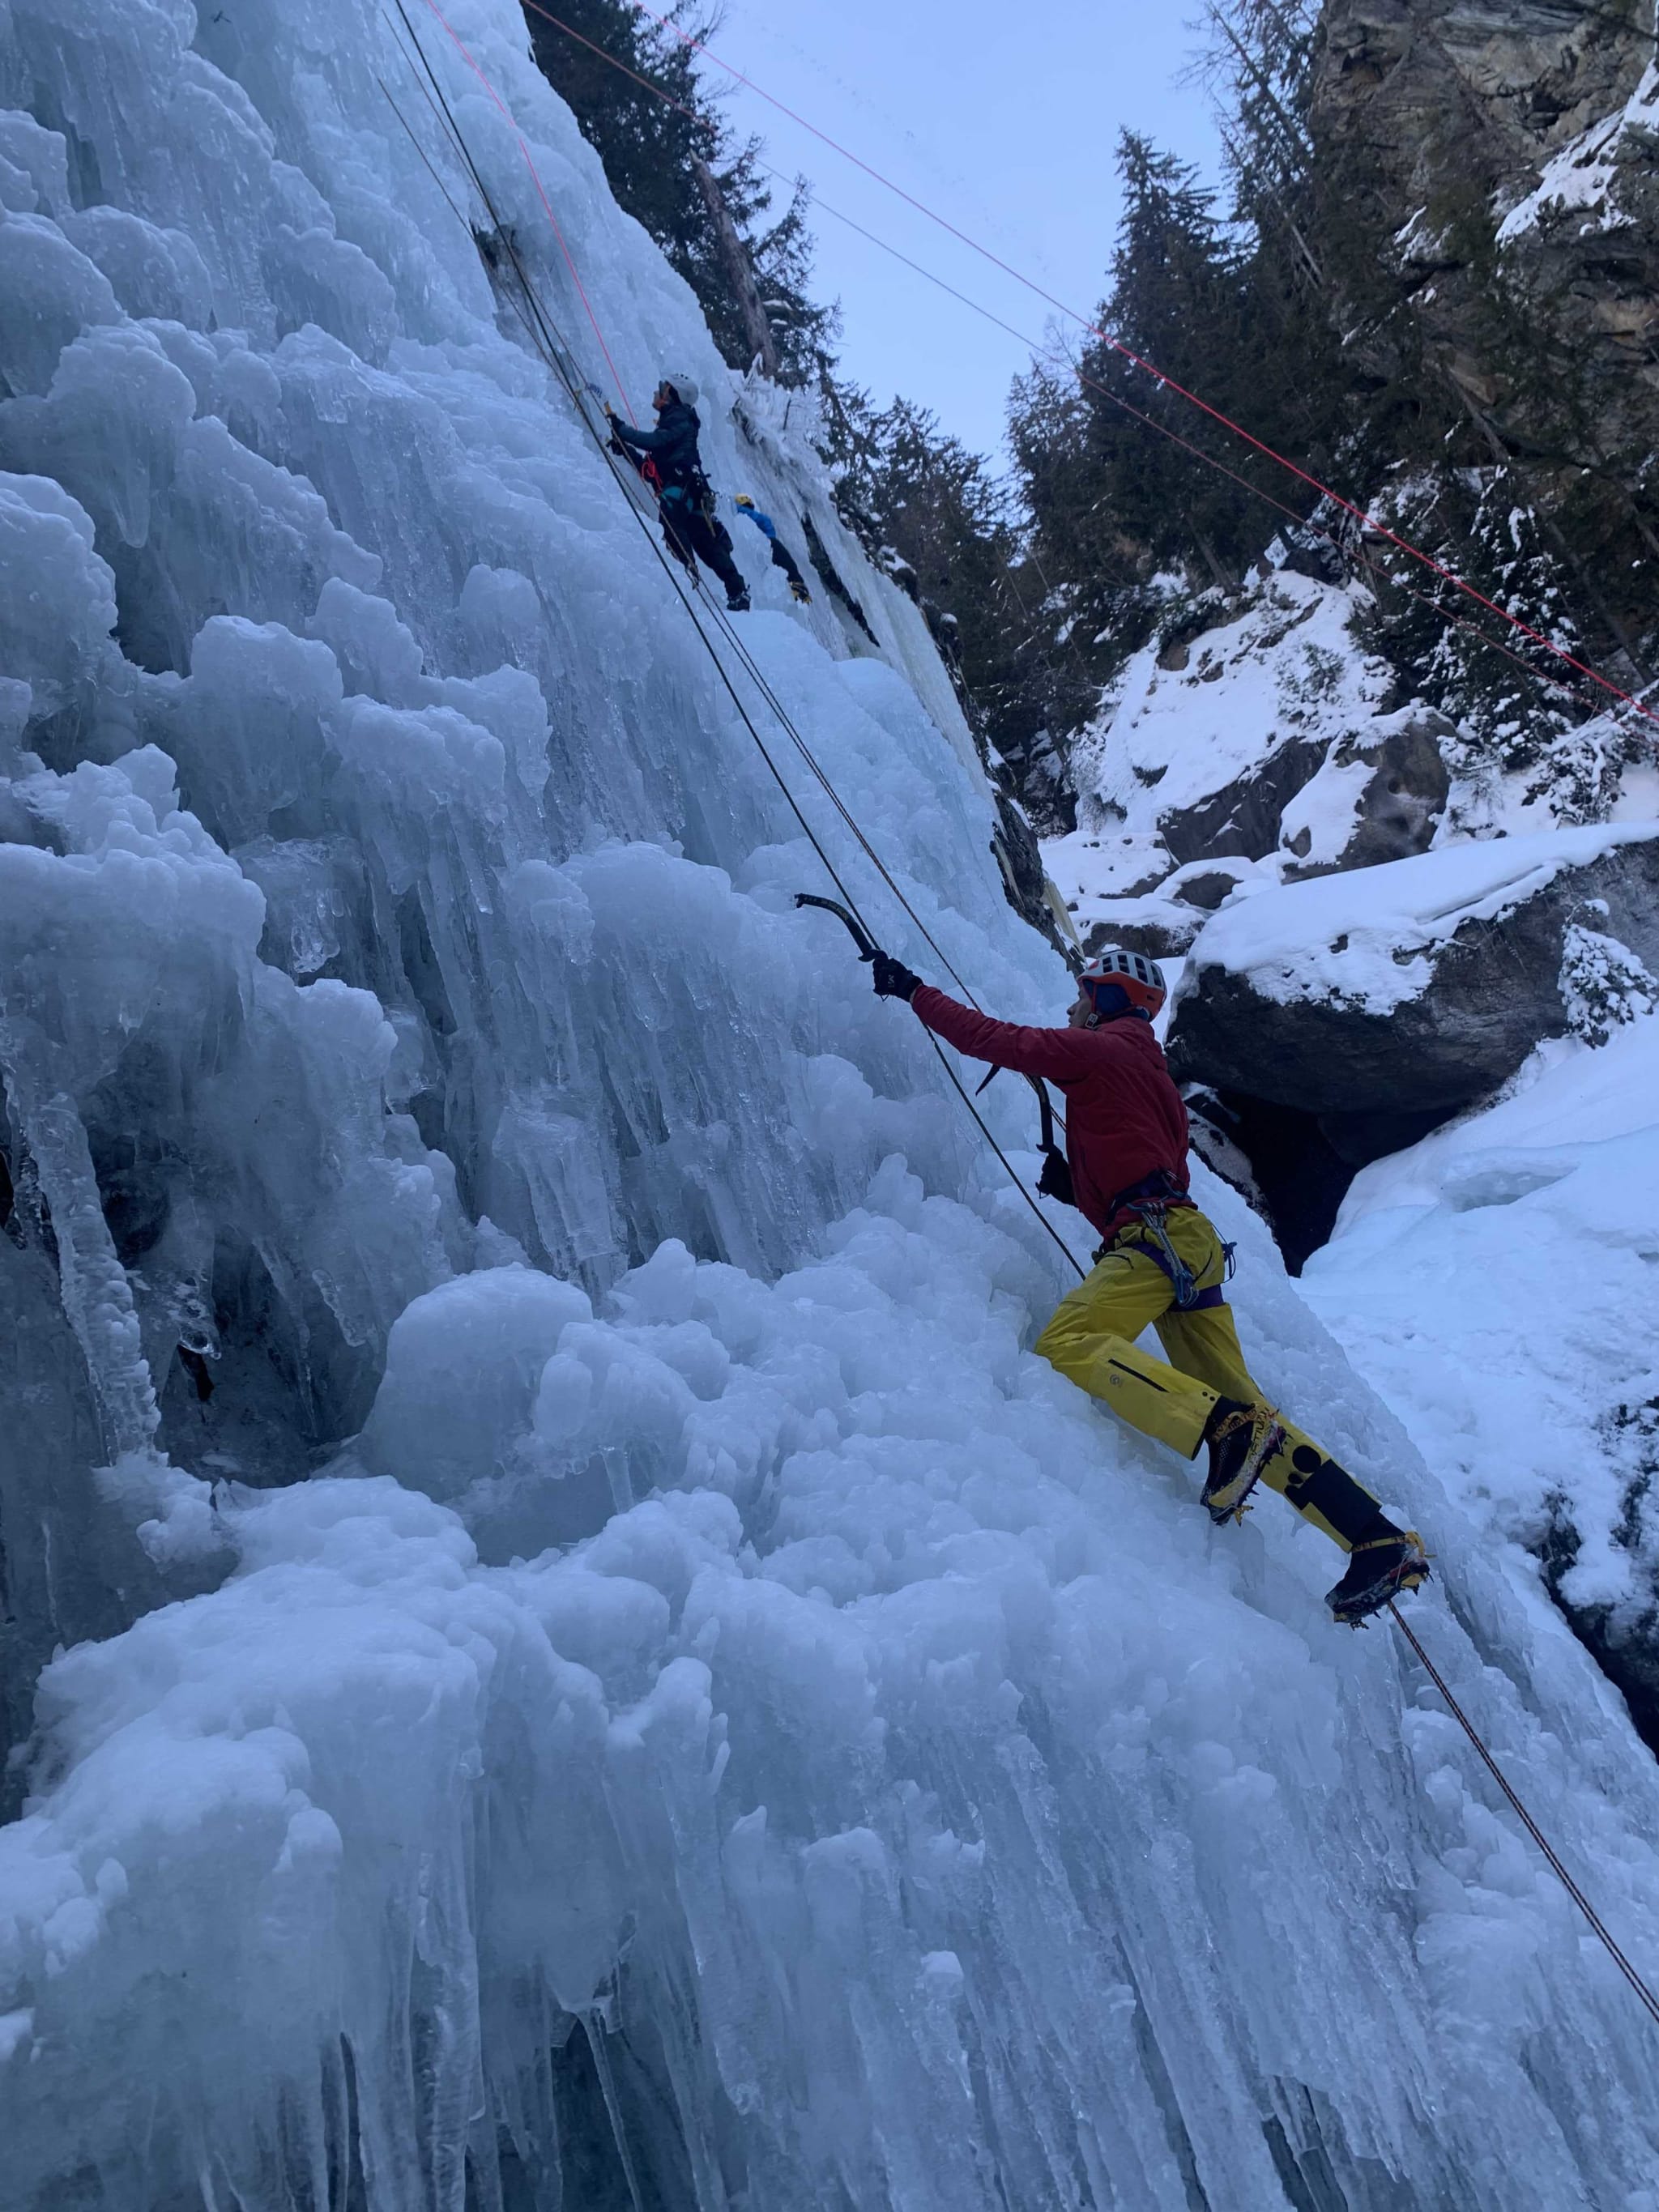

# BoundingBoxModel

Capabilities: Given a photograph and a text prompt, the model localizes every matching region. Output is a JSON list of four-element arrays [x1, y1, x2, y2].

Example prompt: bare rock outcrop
[[1312, 0, 1659, 642]]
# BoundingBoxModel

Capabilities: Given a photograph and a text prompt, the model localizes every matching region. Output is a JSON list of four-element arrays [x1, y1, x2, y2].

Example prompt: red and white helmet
[[1080, 946, 1166, 1021]]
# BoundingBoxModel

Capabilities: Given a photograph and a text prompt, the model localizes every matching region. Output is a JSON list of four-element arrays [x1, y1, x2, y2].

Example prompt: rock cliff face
[[1312, 0, 1659, 650]]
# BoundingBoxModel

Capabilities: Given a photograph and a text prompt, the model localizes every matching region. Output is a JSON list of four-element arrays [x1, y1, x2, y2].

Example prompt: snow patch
[[1495, 62, 1659, 245], [1183, 821, 1659, 1013]]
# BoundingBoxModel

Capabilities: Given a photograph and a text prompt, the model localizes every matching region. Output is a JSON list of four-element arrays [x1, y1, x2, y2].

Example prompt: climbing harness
[[1134, 1192, 1231, 1314], [1090, 1170, 1236, 1312]]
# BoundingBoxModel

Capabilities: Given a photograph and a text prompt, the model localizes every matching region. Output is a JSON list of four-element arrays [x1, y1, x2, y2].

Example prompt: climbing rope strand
[[408, 0, 638, 416], [922, 1029, 1087, 1276], [522, 0, 1647, 742], [1388, 1602, 1659, 2029], [1349, 544, 1623, 715], [376, 70, 473, 232], [388, 8, 1083, 1272], [403, 0, 989, 1004], [696, 592, 985, 999], [620, 0, 1659, 729], [385, 3, 476, 171], [387, 11, 864, 919], [392, 32, 1659, 1995]]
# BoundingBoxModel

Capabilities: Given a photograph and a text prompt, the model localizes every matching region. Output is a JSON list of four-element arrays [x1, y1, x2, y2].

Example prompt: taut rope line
[[388, 9, 1659, 2027]]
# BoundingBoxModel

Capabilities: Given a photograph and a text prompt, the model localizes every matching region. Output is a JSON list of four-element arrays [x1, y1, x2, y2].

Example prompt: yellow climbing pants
[[1034, 1206, 1384, 1551]]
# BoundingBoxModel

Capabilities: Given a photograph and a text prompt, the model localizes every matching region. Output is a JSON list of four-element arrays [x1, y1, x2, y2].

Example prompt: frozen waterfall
[[2, 2, 1657, 2206]]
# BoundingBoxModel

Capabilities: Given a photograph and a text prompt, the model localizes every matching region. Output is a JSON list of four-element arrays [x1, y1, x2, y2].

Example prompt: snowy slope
[[1305, 1013, 1659, 1641], [2, 4, 1659, 2207], [1068, 574, 1392, 846]]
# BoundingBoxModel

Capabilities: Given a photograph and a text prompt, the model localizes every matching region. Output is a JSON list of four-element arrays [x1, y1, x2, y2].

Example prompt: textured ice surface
[[2, 2, 1658, 2207], [12, 1174, 1659, 2210]]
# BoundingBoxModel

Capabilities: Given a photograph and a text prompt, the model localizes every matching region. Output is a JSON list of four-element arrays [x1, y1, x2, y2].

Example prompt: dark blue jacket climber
[[610, 399, 748, 608], [610, 399, 703, 496]]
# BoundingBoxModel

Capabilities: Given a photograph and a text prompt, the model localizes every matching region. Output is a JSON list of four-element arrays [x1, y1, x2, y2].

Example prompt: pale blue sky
[[702, 0, 1224, 461]]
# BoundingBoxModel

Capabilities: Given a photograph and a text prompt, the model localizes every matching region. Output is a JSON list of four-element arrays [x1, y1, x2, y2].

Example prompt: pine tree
[[1008, 126, 1267, 672], [822, 385, 1093, 829], [520, 2, 833, 382]]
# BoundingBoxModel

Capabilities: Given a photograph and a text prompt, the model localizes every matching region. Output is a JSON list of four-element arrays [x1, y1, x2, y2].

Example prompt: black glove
[[1037, 1148, 1076, 1207], [868, 949, 922, 1001]]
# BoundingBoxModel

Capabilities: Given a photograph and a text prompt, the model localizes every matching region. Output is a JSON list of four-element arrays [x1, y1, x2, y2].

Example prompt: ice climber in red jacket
[[868, 943, 1430, 1626]]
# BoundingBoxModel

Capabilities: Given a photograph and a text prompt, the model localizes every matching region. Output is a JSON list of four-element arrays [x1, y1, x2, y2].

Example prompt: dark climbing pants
[[661, 497, 746, 602], [766, 537, 808, 595]]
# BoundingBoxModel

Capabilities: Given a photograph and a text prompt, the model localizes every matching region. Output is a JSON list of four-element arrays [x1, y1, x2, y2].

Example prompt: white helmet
[[659, 369, 700, 406]]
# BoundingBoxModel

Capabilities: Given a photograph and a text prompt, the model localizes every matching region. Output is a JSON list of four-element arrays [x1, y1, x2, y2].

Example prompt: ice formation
[[2, 3, 1659, 2206]]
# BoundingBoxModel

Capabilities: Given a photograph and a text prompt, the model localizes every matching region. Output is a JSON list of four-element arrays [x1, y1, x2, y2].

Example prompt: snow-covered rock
[[1171, 823, 1659, 1151], [1047, 573, 1455, 958]]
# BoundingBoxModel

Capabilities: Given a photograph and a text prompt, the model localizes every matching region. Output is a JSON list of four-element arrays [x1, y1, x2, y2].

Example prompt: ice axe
[[795, 890, 878, 962], [793, 893, 1072, 1206]]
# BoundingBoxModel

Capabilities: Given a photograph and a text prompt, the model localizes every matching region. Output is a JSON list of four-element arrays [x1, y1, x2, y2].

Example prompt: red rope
[[422, 0, 636, 417], [620, 0, 1658, 728]]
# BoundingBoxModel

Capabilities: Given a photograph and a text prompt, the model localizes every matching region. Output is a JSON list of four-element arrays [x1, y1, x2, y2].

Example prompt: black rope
[[1388, 1602, 1659, 2030], [385, 29, 1659, 2018], [381, 9, 1083, 1275], [697, 590, 983, 1000]]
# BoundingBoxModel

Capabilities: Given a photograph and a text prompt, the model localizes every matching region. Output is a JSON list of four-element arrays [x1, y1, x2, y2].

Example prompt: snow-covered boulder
[[1170, 824, 1659, 1157], [1279, 706, 1452, 876]]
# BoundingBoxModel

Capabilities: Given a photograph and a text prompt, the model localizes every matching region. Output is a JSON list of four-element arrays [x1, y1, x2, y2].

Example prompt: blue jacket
[[736, 502, 778, 542]]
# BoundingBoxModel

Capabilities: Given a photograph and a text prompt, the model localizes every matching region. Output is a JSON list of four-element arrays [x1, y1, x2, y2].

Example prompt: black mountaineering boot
[[727, 587, 752, 612], [1326, 1528, 1431, 1626], [1201, 1398, 1286, 1525]]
